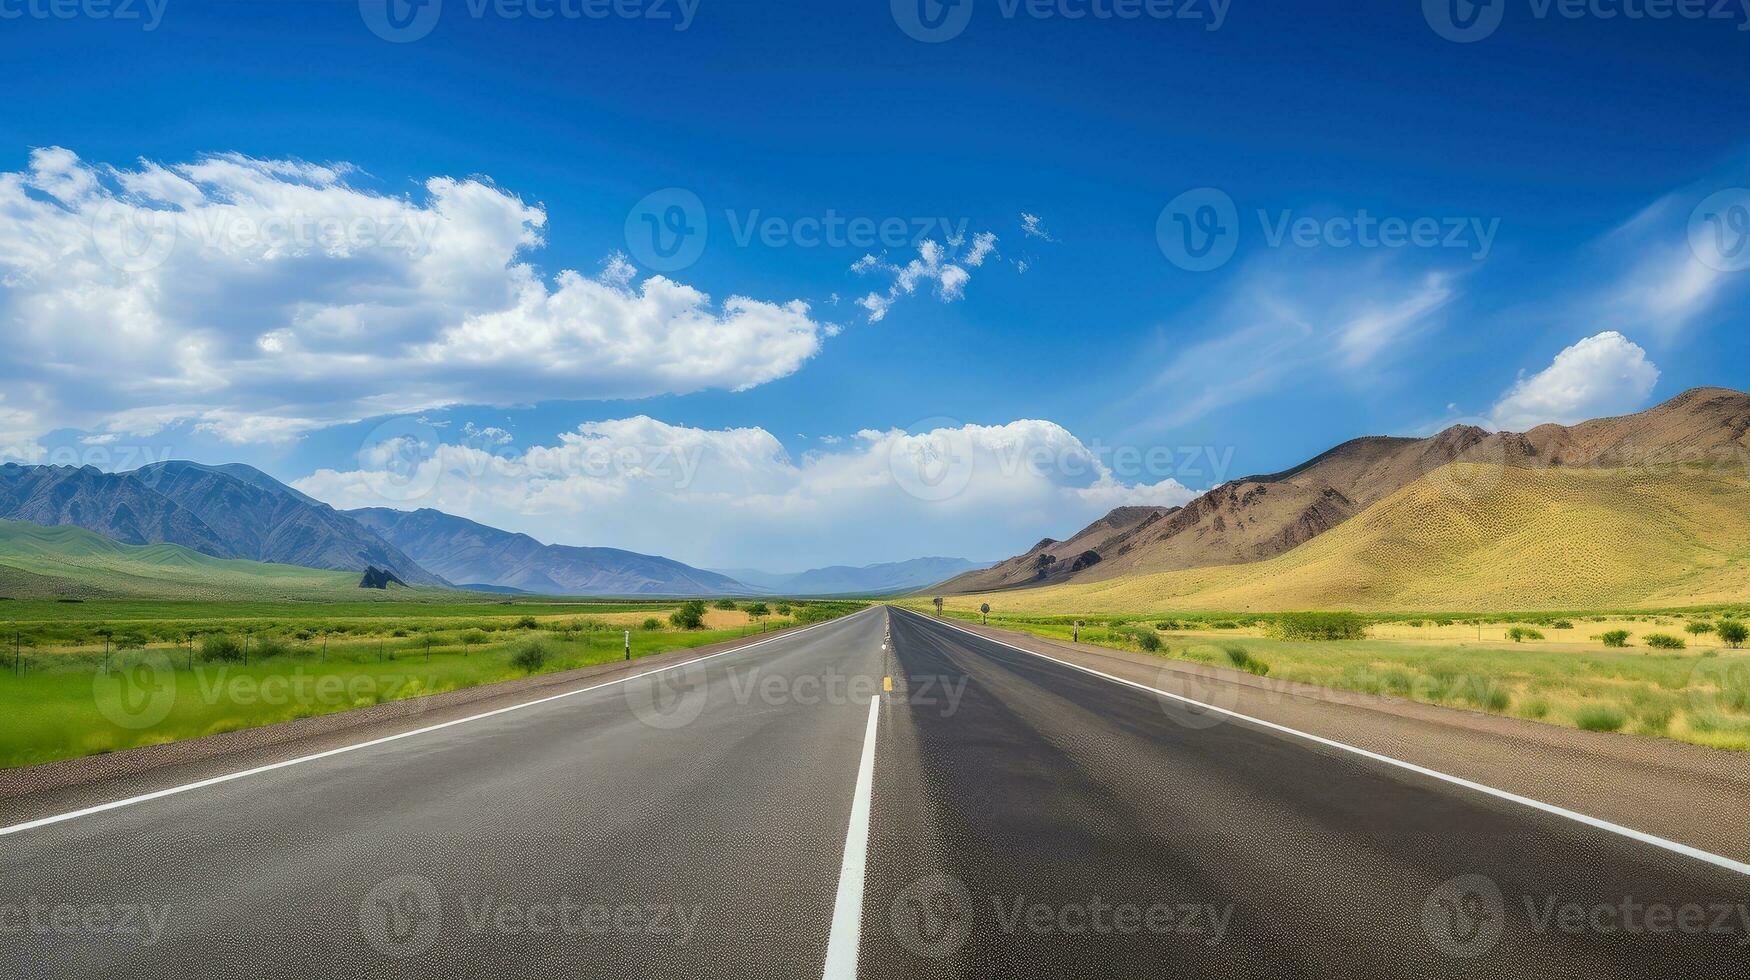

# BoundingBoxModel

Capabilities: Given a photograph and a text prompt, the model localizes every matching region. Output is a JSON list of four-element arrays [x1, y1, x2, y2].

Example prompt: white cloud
[[1139, 254, 1457, 429], [1489, 331, 1660, 431], [1020, 212, 1054, 241], [852, 232, 999, 322], [0, 148, 835, 445], [294, 415, 1195, 569]]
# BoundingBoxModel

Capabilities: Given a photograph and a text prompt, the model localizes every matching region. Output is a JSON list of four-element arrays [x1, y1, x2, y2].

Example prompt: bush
[[1550, 620, 1574, 630], [199, 634, 244, 663], [509, 640, 547, 673], [515, 615, 540, 630], [461, 629, 489, 646], [1600, 630, 1631, 648], [1574, 705, 1627, 732], [640, 617, 662, 630], [1686, 620, 1715, 636], [1507, 627, 1544, 642], [775, 603, 792, 616], [1267, 612, 1368, 641], [1154, 621, 1181, 631], [669, 600, 707, 630], [713, 599, 737, 610], [253, 636, 292, 659], [1719, 620, 1748, 648], [1134, 631, 1162, 653], [1643, 633, 1686, 650], [1222, 644, 1269, 676], [744, 602, 770, 617]]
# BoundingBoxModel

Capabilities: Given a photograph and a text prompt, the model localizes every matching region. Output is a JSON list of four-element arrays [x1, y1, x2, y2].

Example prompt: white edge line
[[907, 608, 1750, 879], [822, 685, 881, 980], [0, 608, 875, 838]]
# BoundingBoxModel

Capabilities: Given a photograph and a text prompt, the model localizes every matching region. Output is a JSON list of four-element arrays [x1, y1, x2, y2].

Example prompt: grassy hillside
[[946, 464, 1750, 614], [0, 520, 370, 601]]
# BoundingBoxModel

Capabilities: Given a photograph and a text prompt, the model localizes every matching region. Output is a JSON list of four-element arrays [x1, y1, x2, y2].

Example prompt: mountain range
[[940, 386, 1750, 608], [710, 557, 992, 596], [347, 507, 750, 596]]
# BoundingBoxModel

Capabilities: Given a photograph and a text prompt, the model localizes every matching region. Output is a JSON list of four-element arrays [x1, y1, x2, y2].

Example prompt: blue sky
[[0, 0, 1747, 569]]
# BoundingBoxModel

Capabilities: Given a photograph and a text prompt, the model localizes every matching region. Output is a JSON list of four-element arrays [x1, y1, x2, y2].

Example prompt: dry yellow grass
[[948, 464, 1750, 614]]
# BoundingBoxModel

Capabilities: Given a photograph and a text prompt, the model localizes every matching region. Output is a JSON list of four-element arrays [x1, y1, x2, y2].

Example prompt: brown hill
[[939, 386, 1750, 594]]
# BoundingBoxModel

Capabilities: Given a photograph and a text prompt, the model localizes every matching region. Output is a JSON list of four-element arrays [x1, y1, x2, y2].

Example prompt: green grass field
[[919, 606, 1750, 752], [0, 598, 862, 769]]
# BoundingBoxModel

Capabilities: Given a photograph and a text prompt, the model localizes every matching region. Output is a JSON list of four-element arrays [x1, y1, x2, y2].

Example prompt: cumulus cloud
[[852, 232, 999, 322], [0, 148, 835, 448], [1489, 331, 1660, 431], [294, 415, 1195, 569]]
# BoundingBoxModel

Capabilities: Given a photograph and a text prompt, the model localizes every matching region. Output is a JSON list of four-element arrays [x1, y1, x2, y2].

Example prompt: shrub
[[1718, 620, 1748, 648], [1522, 698, 1550, 720], [775, 603, 792, 616], [1507, 627, 1543, 642], [640, 617, 662, 630], [1686, 621, 1715, 636], [1551, 620, 1574, 630], [669, 601, 707, 630], [1433, 618, 1455, 627], [713, 599, 737, 610], [514, 615, 540, 630], [1643, 633, 1686, 650], [253, 636, 292, 659], [1574, 705, 1627, 732], [199, 634, 244, 663], [1154, 621, 1181, 631], [1267, 612, 1368, 641], [1600, 630, 1631, 648], [1221, 644, 1269, 676], [1135, 631, 1162, 653], [461, 629, 489, 646], [745, 602, 770, 617], [509, 640, 547, 673]]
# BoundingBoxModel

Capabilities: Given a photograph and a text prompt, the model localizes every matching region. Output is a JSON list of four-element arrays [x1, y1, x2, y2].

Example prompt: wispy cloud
[[851, 232, 998, 322]]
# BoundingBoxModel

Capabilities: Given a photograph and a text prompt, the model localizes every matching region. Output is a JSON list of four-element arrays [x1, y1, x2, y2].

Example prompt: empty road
[[2, 605, 1744, 978]]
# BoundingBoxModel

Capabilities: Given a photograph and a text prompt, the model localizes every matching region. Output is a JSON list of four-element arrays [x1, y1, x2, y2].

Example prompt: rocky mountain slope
[[941, 387, 1750, 594]]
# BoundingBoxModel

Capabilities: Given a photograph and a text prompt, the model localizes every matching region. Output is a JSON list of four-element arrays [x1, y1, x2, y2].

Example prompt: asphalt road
[[3, 605, 1746, 978]]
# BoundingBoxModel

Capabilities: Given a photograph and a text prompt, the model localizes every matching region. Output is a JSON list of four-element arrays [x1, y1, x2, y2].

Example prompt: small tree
[[775, 602, 792, 617], [714, 599, 737, 610], [1600, 630, 1630, 648], [979, 602, 990, 625], [745, 602, 769, 618], [1718, 620, 1748, 648], [1686, 620, 1715, 636], [669, 600, 707, 630]]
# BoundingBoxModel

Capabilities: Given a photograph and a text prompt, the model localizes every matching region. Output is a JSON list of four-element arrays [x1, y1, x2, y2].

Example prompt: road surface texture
[[3, 605, 1745, 978]]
